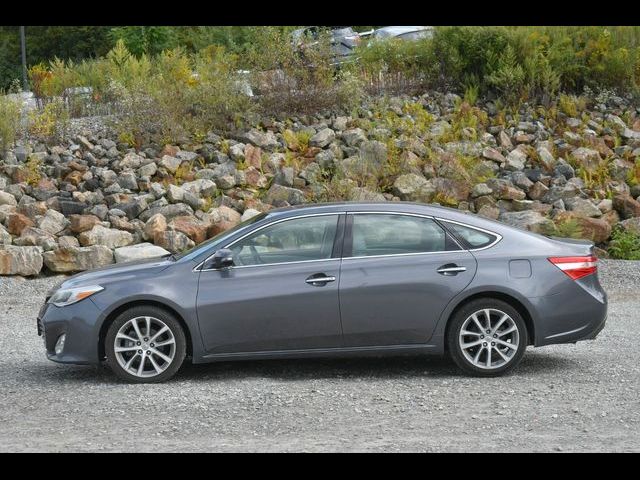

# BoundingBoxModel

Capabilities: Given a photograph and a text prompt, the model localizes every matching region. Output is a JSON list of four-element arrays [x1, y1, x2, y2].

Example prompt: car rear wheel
[[447, 299, 528, 377], [105, 306, 186, 383]]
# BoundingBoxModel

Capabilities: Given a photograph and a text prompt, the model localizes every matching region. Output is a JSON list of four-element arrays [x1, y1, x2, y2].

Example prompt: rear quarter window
[[441, 221, 499, 250]]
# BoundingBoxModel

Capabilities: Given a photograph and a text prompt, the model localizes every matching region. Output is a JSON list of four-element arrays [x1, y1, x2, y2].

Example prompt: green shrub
[[608, 227, 640, 260], [0, 94, 22, 153]]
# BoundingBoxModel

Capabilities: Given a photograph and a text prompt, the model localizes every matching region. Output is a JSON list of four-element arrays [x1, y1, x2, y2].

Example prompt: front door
[[196, 214, 344, 354], [338, 213, 477, 347]]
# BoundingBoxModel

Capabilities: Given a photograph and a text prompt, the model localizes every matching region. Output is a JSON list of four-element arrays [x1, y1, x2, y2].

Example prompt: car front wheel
[[447, 299, 528, 377], [105, 306, 186, 383]]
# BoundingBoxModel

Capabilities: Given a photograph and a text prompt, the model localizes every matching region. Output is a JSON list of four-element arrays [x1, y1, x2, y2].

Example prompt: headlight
[[48, 285, 104, 307]]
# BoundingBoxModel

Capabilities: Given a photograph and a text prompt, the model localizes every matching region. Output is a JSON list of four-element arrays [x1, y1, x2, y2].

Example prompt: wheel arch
[[98, 300, 194, 361], [442, 291, 536, 349]]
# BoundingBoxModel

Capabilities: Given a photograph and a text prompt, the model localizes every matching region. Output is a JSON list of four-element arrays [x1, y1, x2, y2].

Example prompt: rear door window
[[440, 221, 499, 250]]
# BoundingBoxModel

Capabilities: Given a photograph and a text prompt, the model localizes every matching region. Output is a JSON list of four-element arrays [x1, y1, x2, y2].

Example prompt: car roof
[[374, 26, 432, 37], [265, 201, 478, 222], [263, 201, 541, 237]]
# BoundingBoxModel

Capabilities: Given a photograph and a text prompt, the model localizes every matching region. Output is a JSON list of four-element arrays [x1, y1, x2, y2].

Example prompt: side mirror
[[210, 248, 234, 270]]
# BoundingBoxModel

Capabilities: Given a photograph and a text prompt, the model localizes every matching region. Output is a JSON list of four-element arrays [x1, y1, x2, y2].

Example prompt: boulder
[[37, 209, 69, 235], [144, 213, 168, 241], [43, 245, 114, 273], [0, 224, 11, 245], [564, 197, 602, 218], [168, 216, 208, 244], [153, 230, 194, 253], [114, 243, 170, 263], [159, 155, 183, 174], [392, 174, 435, 202], [78, 225, 134, 249], [240, 128, 279, 150], [207, 206, 242, 237], [7, 213, 35, 236], [0, 191, 17, 207], [264, 184, 306, 206], [69, 214, 101, 234], [613, 194, 640, 219], [498, 211, 555, 235], [0, 245, 43, 276], [310, 128, 336, 148]]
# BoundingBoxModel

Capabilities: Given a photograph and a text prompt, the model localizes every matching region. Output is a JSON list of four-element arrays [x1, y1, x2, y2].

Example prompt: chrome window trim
[[344, 211, 465, 260], [194, 212, 344, 272], [436, 217, 503, 251]]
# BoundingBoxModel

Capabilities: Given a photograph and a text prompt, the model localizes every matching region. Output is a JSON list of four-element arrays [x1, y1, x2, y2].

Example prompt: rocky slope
[[1, 91, 640, 276]]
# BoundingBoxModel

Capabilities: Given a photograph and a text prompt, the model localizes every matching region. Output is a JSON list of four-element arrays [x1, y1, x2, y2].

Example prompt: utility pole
[[20, 26, 28, 91]]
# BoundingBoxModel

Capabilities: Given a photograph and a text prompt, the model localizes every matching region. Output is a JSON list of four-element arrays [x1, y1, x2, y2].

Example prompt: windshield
[[174, 212, 268, 262]]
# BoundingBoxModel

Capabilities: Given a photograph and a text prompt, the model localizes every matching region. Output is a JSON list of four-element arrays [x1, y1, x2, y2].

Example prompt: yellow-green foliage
[[438, 101, 488, 143], [28, 100, 69, 143], [0, 94, 22, 151], [626, 159, 640, 187], [283, 129, 312, 155], [173, 161, 194, 185], [558, 94, 586, 117], [554, 217, 584, 239], [24, 155, 43, 186]]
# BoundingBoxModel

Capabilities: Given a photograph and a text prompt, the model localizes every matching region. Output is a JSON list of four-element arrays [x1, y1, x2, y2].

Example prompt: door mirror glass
[[210, 248, 234, 269]]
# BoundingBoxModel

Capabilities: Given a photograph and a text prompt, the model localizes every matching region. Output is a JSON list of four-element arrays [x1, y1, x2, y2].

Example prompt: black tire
[[447, 298, 528, 377], [105, 305, 186, 383]]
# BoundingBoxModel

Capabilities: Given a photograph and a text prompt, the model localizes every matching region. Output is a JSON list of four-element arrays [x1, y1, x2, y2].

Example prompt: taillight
[[548, 256, 597, 280]]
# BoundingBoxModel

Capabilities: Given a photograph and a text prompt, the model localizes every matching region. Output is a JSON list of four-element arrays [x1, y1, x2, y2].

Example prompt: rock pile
[[1, 91, 640, 275]]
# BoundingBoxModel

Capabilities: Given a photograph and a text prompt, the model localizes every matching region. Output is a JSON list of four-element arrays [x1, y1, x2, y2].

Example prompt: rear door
[[338, 212, 477, 347]]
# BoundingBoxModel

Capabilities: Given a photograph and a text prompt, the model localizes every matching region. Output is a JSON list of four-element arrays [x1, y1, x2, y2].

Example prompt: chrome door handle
[[305, 276, 336, 285], [437, 266, 467, 275]]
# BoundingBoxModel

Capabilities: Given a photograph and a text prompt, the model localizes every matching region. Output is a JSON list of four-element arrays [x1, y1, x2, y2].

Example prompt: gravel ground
[[0, 260, 638, 452]]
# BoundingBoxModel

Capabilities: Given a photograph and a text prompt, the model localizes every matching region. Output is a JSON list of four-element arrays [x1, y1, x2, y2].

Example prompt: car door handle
[[305, 275, 336, 286], [437, 265, 467, 276]]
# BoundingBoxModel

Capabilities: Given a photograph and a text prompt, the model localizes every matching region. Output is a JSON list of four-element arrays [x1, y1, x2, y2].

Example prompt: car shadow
[[22, 350, 581, 385]]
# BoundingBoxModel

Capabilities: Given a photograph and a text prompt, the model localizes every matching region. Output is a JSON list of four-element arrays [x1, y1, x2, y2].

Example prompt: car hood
[[52, 257, 175, 293]]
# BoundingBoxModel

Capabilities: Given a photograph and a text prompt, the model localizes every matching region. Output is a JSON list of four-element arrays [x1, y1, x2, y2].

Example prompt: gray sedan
[[37, 202, 607, 383]]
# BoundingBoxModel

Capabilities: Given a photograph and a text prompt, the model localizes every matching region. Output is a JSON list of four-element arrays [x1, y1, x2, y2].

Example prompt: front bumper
[[37, 298, 103, 365]]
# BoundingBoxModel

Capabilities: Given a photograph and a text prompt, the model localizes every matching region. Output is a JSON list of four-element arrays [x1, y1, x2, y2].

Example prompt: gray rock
[[315, 150, 335, 168], [37, 210, 69, 235], [392, 174, 435, 202], [310, 128, 336, 148], [498, 211, 555, 235], [505, 147, 527, 171], [0, 191, 17, 207], [264, 184, 306, 206], [342, 128, 367, 147], [0, 245, 43, 276], [138, 162, 158, 178], [472, 183, 493, 198], [78, 225, 134, 249], [240, 129, 279, 150], [181, 179, 218, 198], [120, 152, 144, 169], [565, 197, 602, 218], [118, 171, 139, 191], [153, 230, 194, 254], [167, 184, 185, 203], [0, 224, 11, 245], [240, 208, 262, 222], [114, 243, 170, 263], [43, 245, 114, 273], [160, 155, 183, 174]]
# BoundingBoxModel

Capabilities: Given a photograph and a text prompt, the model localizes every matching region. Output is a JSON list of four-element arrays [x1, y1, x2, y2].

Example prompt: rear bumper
[[530, 283, 607, 347]]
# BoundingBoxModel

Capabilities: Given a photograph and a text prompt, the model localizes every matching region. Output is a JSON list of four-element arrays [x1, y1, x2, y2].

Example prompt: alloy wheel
[[458, 308, 520, 370], [113, 316, 176, 378]]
